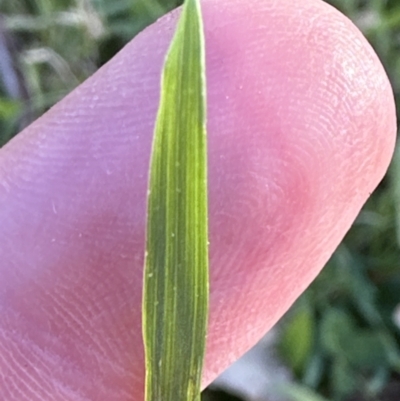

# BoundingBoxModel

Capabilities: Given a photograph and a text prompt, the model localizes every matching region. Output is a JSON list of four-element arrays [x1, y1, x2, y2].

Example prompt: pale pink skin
[[0, 0, 396, 399]]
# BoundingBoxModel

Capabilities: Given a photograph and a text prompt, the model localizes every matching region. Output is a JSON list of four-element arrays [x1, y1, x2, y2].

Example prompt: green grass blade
[[142, 0, 208, 400], [392, 143, 400, 247]]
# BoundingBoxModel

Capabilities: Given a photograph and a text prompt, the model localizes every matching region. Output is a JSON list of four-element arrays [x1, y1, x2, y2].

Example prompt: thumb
[[0, 0, 396, 400]]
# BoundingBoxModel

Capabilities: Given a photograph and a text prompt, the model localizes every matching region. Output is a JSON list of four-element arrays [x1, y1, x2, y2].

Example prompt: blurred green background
[[0, 1, 399, 400]]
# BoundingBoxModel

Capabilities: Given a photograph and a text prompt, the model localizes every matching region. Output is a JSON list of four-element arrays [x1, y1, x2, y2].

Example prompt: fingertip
[[0, 0, 396, 399]]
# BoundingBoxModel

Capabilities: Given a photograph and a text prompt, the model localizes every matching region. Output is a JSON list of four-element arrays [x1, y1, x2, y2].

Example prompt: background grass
[[0, 1, 399, 401]]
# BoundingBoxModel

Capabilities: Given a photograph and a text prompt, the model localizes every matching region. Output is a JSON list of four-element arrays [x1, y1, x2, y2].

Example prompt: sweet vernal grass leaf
[[142, 0, 208, 400]]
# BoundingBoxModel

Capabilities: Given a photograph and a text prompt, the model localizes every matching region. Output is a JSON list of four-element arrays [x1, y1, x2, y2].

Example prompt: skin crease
[[0, 0, 396, 399]]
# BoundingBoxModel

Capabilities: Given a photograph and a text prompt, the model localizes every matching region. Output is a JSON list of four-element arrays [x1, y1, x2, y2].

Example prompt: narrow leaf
[[142, 0, 208, 400]]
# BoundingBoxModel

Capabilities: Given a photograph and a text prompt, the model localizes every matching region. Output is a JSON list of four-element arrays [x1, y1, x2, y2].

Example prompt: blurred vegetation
[[0, 0, 181, 144], [0, 1, 399, 401]]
